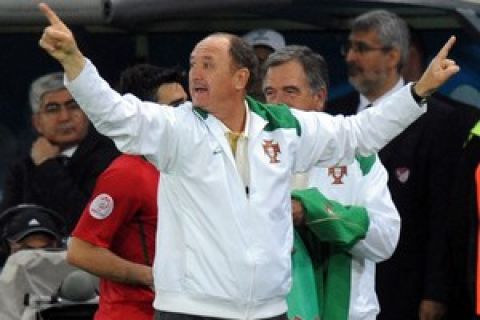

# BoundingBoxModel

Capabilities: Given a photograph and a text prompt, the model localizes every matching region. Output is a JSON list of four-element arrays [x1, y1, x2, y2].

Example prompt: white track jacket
[[66, 60, 424, 319]]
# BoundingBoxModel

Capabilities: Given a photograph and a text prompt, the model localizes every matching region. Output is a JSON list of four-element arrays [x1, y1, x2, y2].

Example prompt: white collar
[[359, 78, 405, 110], [219, 100, 250, 138], [60, 145, 78, 157]]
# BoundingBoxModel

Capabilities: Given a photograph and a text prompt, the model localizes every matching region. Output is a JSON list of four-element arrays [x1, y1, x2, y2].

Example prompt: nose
[[345, 48, 356, 62], [265, 92, 279, 104], [189, 64, 202, 81], [57, 106, 71, 120]]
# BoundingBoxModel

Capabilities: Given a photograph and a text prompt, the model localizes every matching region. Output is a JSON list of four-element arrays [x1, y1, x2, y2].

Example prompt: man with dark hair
[[263, 45, 399, 320], [67, 65, 172, 320], [117, 64, 188, 106], [38, 3, 457, 319], [326, 9, 457, 320]]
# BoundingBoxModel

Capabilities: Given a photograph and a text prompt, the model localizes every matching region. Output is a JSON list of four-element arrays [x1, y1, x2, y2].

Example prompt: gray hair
[[263, 45, 329, 93], [351, 9, 410, 71], [29, 72, 65, 113]]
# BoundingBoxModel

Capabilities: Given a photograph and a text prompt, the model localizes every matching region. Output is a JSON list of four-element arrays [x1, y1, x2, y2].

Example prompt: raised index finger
[[436, 35, 456, 60], [38, 2, 64, 27]]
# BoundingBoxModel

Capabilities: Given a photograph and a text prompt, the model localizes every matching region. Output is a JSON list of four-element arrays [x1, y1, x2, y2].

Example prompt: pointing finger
[[38, 2, 65, 27], [436, 35, 456, 60]]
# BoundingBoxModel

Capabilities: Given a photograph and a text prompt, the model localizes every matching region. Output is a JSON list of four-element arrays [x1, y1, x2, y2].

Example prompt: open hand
[[415, 36, 460, 97]]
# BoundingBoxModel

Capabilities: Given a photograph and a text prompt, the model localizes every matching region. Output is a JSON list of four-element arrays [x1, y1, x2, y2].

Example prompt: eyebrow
[[282, 85, 301, 92], [167, 98, 186, 107], [190, 55, 214, 61]]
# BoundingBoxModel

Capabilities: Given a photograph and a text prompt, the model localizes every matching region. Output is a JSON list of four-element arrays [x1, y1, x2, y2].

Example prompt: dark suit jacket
[[326, 91, 471, 320], [0, 125, 120, 233]]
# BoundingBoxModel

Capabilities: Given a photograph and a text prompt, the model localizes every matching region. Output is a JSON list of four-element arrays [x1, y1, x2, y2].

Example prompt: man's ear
[[313, 87, 328, 112], [233, 68, 250, 90]]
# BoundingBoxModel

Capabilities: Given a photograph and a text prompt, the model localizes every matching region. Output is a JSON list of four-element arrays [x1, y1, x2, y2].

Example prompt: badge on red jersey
[[89, 193, 114, 219]]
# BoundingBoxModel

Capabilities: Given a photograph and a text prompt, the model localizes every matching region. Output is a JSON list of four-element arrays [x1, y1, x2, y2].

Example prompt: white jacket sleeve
[[293, 84, 425, 172], [65, 59, 185, 172], [349, 158, 400, 262]]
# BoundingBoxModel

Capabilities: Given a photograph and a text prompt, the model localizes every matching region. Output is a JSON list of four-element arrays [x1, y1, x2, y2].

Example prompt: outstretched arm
[[38, 3, 85, 80]]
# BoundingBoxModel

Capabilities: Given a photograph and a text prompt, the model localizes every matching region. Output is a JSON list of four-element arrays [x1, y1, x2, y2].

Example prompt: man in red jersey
[[68, 154, 159, 320]]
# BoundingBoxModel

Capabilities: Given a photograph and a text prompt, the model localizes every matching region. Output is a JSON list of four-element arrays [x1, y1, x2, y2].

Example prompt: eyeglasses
[[38, 100, 81, 115], [341, 40, 392, 56]]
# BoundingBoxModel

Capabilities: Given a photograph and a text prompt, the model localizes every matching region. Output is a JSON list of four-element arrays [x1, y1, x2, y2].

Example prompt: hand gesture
[[31, 136, 60, 166], [38, 3, 85, 80], [415, 36, 460, 97], [291, 199, 306, 226]]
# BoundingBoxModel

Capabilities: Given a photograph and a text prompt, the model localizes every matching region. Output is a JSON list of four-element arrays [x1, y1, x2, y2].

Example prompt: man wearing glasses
[[327, 10, 455, 320], [0, 72, 120, 234]]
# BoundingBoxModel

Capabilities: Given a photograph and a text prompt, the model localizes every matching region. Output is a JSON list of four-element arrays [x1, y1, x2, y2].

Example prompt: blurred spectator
[[117, 63, 187, 106], [326, 9, 455, 320], [243, 28, 286, 101], [243, 28, 286, 65], [263, 44, 400, 320], [0, 204, 65, 267], [0, 72, 120, 233]]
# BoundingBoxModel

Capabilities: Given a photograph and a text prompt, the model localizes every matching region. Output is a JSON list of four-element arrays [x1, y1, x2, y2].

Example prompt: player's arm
[[67, 237, 153, 287]]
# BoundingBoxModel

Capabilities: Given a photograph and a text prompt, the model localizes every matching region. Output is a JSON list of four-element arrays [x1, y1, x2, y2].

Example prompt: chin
[[192, 100, 208, 109]]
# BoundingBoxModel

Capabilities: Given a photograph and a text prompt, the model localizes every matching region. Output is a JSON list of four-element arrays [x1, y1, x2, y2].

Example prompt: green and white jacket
[[289, 155, 400, 320], [67, 59, 423, 319]]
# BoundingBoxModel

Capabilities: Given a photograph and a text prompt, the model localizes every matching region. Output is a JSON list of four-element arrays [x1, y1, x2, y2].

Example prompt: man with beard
[[38, 3, 459, 319], [262, 44, 400, 320], [326, 9, 456, 320]]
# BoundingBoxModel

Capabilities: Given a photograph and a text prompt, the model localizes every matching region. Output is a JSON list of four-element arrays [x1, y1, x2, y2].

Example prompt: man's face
[[344, 30, 394, 96], [32, 88, 89, 149], [156, 82, 188, 107], [263, 60, 325, 111], [189, 36, 244, 112], [254, 45, 274, 66], [9, 233, 58, 254]]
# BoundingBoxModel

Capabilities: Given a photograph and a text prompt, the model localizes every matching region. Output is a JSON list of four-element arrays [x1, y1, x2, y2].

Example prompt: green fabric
[[471, 120, 480, 137], [289, 188, 370, 320], [288, 231, 322, 320], [193, 106, 209, 119], [467, 120, 480, 145], [323, 248, 352, 320], [246, 96, 302, 136], [192, 97, 301, 135], [292, 188, 369, 248], [355, 154, 376, 176]]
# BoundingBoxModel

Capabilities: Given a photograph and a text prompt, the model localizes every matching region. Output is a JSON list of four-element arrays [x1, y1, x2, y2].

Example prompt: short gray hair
[[29, 72, 65, 113], [263, 45, 329, 93], [351, 9, 410, 71]]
